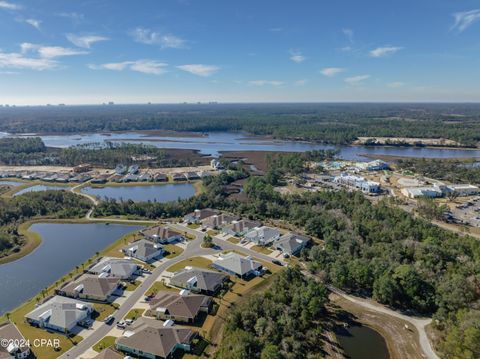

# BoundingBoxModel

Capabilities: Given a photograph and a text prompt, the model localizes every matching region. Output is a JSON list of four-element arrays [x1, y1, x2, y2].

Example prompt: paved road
[[59, 229, 216, 359], [329, 286, 439, 359]]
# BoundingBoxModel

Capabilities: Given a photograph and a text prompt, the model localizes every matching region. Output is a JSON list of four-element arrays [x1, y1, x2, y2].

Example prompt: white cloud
[[320, 67, 345, 76], [451, 9, 480, 32], [344, 74, 370, 85], [289, 50, 306, 63], [57, 12, 84, 21], [0, 1, 21, 10], [177, 64, 219, 77], [248, 80, 284, 86], [295, 79, 307, 86], [89, 60, 168, 75], [130, 27, 186, 49], [21, 43, 88, 58], [369, 46, 403, 58], [342, 28, 354, 43], [0, 52, 57, 70], [387, 81, 405, 88], [25, 19, 41, 30], [66, 34, 109, 49]]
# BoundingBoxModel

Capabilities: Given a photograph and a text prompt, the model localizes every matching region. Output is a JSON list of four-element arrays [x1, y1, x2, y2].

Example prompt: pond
[[13, 131, 480, 160], [337, 325, 390, 359], [0, 180, 24, 187], [13, 184, 67, 196], [80, 183, 196, 202], [0, 222, 142, 315]]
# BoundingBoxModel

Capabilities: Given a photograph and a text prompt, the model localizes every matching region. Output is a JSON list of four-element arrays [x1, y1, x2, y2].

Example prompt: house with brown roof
[[149, 291, 212, 323], [115, 318, 195, 359], [92, 348, 123, 359], [141, 226, 184, 244], [56, 274, 121, 302], [0, 322, 30, 359], [183, 208, 218, 224]]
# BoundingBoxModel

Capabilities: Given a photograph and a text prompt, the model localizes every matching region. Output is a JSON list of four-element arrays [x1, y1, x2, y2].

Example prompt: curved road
[[329, 286, 440, 359]]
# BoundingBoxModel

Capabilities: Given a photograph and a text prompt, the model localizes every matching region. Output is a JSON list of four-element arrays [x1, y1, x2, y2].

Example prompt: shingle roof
[[92, 348, 123, 359], [89, 257, 138, 278], [142, 226, 182, 240], [213, 253, 262, 276], [170, 267, 227, 292], [116, 325, 194, 358], [245, 226, 281, 243], [275, 233, 310, 255], [25, 296, 92, 331], [123, 239, 163, 259], [0, 323, 29, 358], [149, 291, 211, 320], [62, 274, 120, 299]]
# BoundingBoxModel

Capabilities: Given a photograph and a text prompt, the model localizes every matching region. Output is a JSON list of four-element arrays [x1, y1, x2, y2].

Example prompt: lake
[[14, 131, 480, 160], [0, 223, 142, 315], [80, 183, 196, 202], [13, 184, 67, 196], [0, 180, 24, 187], [337, 325, 390, 359]]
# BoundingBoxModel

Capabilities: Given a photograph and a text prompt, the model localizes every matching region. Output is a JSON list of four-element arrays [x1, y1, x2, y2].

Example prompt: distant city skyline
[[1, 0, 480, 105]]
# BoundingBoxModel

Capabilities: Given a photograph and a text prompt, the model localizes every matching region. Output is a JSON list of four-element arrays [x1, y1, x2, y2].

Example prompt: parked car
[[116, 320, 126, 329], [272, 259, 283, 266], [125, 318, 134, 325], [104, 315, 115, 324]]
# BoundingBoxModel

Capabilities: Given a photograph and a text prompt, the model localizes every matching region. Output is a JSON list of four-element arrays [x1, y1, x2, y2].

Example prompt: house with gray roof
[[212, 253, 263, 279], [116, 319, 195, 359], [141, 225, 184, 244], [245, 226, 281, 245], [122, 239, 164, 263], [184, 208, 218, 224], [170, 267, 227, 295], [222, 219, 261, 237], [0, 322, 30, 359], [25, 296, 93, 334], [57, 274, 121, 302], [149, 291, 212, 323], [89, 257, 139, 279], [274, 233, 310, 256]]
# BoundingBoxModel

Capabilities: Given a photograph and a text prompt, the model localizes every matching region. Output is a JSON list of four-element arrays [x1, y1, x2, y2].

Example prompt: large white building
[[333, 174, 381, 194], [443, 184, 480, 197], [401, 186, 443, 199]]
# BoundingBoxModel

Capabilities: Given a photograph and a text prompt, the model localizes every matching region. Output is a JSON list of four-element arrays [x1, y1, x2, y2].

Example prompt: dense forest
[[396, 158, 480, 184], [0, 138, 207, 167], [217, 267, 329, 358], [0, 191, 91, 258], [1, 103, 480, 146]]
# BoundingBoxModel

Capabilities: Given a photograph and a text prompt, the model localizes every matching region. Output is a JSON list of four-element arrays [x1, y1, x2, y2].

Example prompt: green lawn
[[146, 281, 178, 296], [124, 308, 145, 321], [92, 303, 117, 322], [227, 237, 240, 244], [124, 280, 141, 291], [207, 229, 219, 236], [187, 223, 200, 229], [164, 244, 184, 258], [93, 336, 116, 353], [167, 257, 213, 273], [251, 245, 273, 255]]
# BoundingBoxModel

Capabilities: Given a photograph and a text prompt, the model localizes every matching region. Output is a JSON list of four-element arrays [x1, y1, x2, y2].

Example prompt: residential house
[[115, 164, 127, 175], [25, 296, 93, 334], [201, 213, 239, 229], [184, 208, 218, 224], [170, 267, 227, 295], [128, 165, 139, 174], [212, 253, 263, 279], [122, 240, 164, 262], [0, 322, 30, 359], [141, 226, 184, 244], [274, 233, 310, 256], [245, 226, 281, 245], [153, 173, 168, 182], [222, 219, 261, 237], [57, 274, 120, 302], [89, 257, 139, 279], [172, 173, 187, 181], [185, 172, 201, 181], [149, 290, 212, 323], [116, 318, 195, 359], [92, 348, 123, 359]]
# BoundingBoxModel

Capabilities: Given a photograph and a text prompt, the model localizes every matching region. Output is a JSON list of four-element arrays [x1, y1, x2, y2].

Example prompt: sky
[[1, 0, 480, 105]]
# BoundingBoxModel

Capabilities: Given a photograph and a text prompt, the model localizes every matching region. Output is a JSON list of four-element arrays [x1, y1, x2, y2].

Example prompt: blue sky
[[1, 0, 480, 104]]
